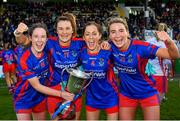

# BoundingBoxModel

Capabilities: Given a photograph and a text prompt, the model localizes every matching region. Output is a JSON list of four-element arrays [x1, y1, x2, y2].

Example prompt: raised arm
[[14, 22, 30, 46], [156, 31, 180, 59]]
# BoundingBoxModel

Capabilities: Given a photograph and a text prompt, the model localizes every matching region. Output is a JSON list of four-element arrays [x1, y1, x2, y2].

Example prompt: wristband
[[13, 29, 21, 37]]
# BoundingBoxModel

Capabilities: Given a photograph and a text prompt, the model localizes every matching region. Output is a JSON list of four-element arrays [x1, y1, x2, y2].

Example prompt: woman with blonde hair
[[147, 22, 172, 102]]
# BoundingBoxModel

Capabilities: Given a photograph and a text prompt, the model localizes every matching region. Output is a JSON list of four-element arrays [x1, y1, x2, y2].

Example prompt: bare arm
[[156, 31, 180, 59], [28, 77, 74, 101], [14, 22, 30, 46]]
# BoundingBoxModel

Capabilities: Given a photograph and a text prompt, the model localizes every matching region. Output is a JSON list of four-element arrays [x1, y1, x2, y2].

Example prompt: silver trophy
[[52, 68, 93, 120]]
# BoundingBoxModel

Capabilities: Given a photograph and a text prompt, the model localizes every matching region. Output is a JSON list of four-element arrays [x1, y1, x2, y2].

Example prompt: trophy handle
[[73, 72, 94, 101], [61, 67, 69, 91], [82, 72, 94, 90]]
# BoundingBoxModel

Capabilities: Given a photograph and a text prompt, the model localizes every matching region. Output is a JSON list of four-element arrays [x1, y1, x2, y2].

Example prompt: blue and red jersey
[[14, 45, 29, 77], [110, 39, 159, 99], [80, 47, 118, 109], [14, 47, 49, 110], [45, 38, 85, 86], [2, 49, 16, 65], [14, 45, 27, 59]]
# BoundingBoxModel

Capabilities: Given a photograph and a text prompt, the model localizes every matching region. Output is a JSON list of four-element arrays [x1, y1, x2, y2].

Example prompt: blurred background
[[0, 0, 179, 44]]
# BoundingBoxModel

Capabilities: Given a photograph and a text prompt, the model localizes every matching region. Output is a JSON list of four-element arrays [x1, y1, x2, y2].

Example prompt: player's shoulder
[[48, 35, 58, 41], [72, 37, 84, 41], [132, 39, 150, 46], [21, 48, 31, 59]]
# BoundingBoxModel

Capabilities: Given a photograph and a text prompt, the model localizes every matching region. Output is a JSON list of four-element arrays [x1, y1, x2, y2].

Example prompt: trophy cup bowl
[[66, 68, 92, 95]]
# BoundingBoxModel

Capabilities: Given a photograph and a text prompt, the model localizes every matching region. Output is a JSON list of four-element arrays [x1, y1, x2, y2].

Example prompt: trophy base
[[52, 101, 76, 120]]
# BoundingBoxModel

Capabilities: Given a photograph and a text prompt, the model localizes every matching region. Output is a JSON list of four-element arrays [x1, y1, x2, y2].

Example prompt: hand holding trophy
[[52, 67, 93, 120]]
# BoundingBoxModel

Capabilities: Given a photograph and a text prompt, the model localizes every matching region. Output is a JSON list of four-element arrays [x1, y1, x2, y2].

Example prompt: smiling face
[[83, 24, 102, 52], [30, 27, 47, 55], [109, 22, 130, 50], [57, 20, 73, 43], [108, 17, 130, 51]]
